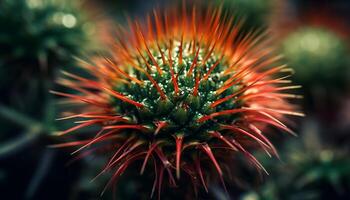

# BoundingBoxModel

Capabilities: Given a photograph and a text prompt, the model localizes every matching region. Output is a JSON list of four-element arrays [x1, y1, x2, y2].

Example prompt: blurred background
[[0, 0, 349, 199]]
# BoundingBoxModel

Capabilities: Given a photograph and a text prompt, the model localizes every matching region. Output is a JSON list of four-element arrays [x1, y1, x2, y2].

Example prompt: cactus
[[53, 4, 302, 198]]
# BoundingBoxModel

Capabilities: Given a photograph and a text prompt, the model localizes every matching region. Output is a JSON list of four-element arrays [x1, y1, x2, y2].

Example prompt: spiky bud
[[53, 4, 302, 198]]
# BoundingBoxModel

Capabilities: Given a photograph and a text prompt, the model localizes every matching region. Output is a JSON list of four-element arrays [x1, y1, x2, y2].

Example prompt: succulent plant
[[53, 3, 302, 198]]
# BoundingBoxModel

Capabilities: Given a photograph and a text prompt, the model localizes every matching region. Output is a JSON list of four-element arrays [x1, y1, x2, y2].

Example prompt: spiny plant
[[53, 3, 302, 198]]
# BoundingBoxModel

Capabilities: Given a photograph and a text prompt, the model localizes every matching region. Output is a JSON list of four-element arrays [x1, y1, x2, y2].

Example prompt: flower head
[[53, 3, 302, 198]]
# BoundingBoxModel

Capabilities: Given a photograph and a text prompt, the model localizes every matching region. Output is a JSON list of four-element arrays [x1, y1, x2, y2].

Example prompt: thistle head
[[53, 3, 302, 198]]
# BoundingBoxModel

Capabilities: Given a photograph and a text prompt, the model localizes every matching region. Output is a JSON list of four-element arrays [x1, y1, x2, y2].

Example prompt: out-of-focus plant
[[282, 27, 349, 89], [0, 0, 94, 80], [214, 0, 273, 30], [0, 1, 97, 197], [241, 121, 350, 200], [281, 27, 350, 128], [0, 0, 95, 135], [0, 0, 97, 116]]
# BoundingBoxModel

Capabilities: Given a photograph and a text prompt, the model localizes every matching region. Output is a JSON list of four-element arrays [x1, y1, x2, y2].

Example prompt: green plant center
[[110, 41, 243, 140]]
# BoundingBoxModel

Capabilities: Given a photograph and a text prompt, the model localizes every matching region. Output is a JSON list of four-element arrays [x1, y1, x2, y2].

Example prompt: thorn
[[154, 121, 168, 135], [175, 135, 183, 179]]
